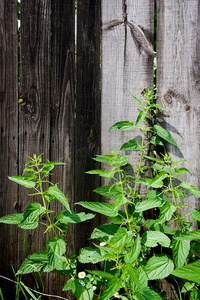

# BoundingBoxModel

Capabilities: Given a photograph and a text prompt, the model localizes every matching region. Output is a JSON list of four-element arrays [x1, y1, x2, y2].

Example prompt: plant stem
[[169, 175, 184, 231], [117, 168, 131, 230], [133, 119, 146, 199]]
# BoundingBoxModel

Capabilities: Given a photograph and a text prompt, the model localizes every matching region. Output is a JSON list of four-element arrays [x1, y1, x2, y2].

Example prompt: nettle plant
[[1, 89, 200, 300]]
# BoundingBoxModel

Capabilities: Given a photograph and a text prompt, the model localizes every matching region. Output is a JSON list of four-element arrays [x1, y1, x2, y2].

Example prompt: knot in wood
[[185, 104, 191, 112], [163, 93, 173, 106]]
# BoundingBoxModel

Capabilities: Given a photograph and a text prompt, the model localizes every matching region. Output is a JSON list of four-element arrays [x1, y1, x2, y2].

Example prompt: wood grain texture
[[157, 0, 200, 224], [19, 0, 51, 292], [48, 0, 75, 297], [101, 0, 154, 212], [0, 0, 18, 297], [75, 0, 101, 254]]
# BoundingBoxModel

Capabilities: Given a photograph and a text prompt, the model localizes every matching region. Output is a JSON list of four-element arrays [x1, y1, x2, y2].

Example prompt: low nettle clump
[[1, 89, 200, 300]]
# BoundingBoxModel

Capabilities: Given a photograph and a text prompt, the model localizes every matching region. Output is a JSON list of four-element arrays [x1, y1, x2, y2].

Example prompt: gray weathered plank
[[101, 0, 154, 212], [75, 0, 101, 254], [0, 0, 18, 297], [157, 0, 200, 224]]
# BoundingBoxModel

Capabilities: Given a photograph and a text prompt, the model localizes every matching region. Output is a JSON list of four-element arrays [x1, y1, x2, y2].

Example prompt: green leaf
[[137, 267, 148, 289], [159, 201, 176, 222], [109, 121, 135, 132], [93, 154, 129, 166], [94, 185, 123, 198], [189, 289, 200, 300], [146, 190, 166, 202], [113, 196, 128, 208], [128, 91, 142, 103], [191, 240, 200, 256], [150, 103, 169, 112], [109, 227, 128, 250], [47, 237, 66, 256], [108, 210, 125, 225], [56, 255, 77, 276], [120, 139, 141, 151], [23, 167, 35, 173], [18, 203, 46, 230], [124, 264, 140, 288], [64, 279, 87, 299], [47, 185, 71, 212], [153, 125, 178, 147], [174, 230, 200, 241], [99, 277, 123, 300], [54, 211, 94, 231], [172, 159, 191, 165], [172, 260, 200, 284], [86, 169, 116, 178], [19, 220, 39, 230], [136, 178, 163, 189], [147, 171, 168, 189], [172, 238, 190, 268], [23, 203, 45, 219], [191, 209, 200, 223], [44, 192, 56, 203], [77, 201, 118, 217], [135, 199, 163, 213], [142, 231, 171, 248], [8, 175, 36, 188], [17, 251, 48, 275], [144, 219, 176, 235], [87, 270, 113, 280], [180, 182, 200, 197], [151, 163, 172, 174], [136, 111, 146, 125], [150, 136, 165, 147], [47, 237, 66, 269], [78, 247, 105, 264], [0, 213, 24, 225], [62, 278, 76, 292], [181, 282, 195, 293], [174, 167, 192, 175], [144, 255, 174, 280], [74, 280, 86, 299], [24, 173, 37, 181], [134, 288, 162, 300], [90, 224, 119, 241], [124, 235, 141, 264], [43, 161, 65, 167], [144, 155, 164, 164], [42, 161, 65, 177]]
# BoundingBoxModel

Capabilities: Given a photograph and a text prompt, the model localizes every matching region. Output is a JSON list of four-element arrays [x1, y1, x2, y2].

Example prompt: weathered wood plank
[[75, 0, 101, 253], [101, 0, 154, 212], [19, 0, 51, 291], [157, 0, 200, 224], [48, 0, 75, 297], [0, 0, 18, 297]]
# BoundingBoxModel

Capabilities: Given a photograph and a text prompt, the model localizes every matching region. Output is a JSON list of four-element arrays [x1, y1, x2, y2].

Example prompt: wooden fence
[[0, 0, 200, 298]]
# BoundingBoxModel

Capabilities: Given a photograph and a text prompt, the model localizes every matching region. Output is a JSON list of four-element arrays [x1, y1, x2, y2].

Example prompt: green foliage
[[1, 89, 200, 299]]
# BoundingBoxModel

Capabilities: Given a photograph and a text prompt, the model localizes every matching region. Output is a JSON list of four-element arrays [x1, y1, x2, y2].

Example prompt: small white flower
[[78, 271, 86, 279], [92, 286, 96, 290], [114, 291, 120, 298], [100, 242, 107, 246]]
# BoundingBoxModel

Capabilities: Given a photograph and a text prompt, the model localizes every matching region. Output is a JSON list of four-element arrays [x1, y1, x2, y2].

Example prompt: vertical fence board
[[101, 0, 154, 209], [0, 0, 18, 297], [75, 0, 101, 253], [48, 0, 75, 297], [157, 0, 200, 223], [19, 0, 51, 291], [101, 0, 154, 155]]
